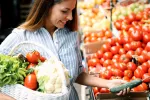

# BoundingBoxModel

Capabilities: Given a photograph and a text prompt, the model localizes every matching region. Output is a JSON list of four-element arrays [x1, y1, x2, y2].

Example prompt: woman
[[0, 0, 130, 100]]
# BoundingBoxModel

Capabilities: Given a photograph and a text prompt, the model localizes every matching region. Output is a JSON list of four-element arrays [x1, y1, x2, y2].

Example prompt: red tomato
[[135, 47, 143, 56], [119, 55, 130, 63], [105, 30, 112, 38], [142, 73, 150, 83], [24, 74, 37, 90], [148, 68, 150, 74], [101, 43, 111, 52], [130, 30, 142, 41], [137, 83, 148, 91], [119, 48, 126, 55], [110, 46, 119, 55], [134, 68, 145, 79], [93, 87, 99, 94], [113, 69, 123, 78], [138, 65, 148, 73], [103, 59, 112, 67], [88, 58, 100, 67], [114, 20, 122, 30], [127, 62, 137, 72], [145, 42, 150, 52], [101, 70, 112, 79], [128, 13, 136, 22], [124, 70, 133, 79], [100, 88, 110, 93], [122, 76, 130, 82], [103, 52, 113, 59], [143, 32, 150, 44], [96, 50, 104, 59], [106, 38, 116, 46], [40, 56, 46, 62], [26, 51, 41, 64], [126, 50, 135, 59], [138, 55, 147, 64]]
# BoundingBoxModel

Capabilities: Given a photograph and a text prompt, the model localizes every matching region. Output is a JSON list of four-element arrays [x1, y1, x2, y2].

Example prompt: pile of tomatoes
[[85, 9, 150, 96], [24, 50, 46, 90]]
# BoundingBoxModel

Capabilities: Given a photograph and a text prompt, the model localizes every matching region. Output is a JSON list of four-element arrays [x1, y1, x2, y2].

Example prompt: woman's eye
[[62, 10, 68, 13]]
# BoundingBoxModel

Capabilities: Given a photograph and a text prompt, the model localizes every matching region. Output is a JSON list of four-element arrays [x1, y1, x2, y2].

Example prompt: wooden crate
[[96, 92, 150, 100]]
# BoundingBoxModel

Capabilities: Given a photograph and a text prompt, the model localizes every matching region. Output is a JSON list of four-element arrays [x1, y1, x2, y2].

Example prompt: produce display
[[79, 0, 150, 98], [0, 50, 70, 94]]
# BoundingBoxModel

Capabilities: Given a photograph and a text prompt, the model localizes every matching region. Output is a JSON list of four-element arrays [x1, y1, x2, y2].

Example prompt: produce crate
[[91, 90, 150, 100]]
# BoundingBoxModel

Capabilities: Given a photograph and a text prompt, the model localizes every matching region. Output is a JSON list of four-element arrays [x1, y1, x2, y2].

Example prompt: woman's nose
[[67, 12, 73, 20]]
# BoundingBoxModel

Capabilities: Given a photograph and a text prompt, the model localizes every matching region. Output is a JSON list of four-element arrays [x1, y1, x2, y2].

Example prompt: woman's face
[[46, 0, 76, 29]]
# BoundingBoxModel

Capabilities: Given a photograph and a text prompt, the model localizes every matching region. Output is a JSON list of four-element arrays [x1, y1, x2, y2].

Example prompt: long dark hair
[[18, 0, 78, 31]]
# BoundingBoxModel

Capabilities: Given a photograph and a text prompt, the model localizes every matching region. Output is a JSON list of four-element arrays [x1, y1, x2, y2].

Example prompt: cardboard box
[[96, 92, 150, 100]]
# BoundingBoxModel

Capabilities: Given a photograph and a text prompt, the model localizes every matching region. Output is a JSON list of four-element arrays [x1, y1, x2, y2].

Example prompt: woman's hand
[[107, 79, 130, 96]]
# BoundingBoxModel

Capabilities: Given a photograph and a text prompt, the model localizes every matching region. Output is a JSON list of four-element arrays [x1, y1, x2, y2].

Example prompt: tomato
[[136, 12, 143, 21], [105, 30, 112, 38], [127, 62, 137, 72], [124, 70, 133, 79], [135, 47, 143, 56], [93, 87, 99, 94], [40, 56, 46, 62], [142, 73, 150, 83], [100, 88, 109, 93], [101, 70, 112, 79], [138, 55, 147, 64], [26, 51, 41, 64], [90, 36, 97, 42], [128, 13, 136, 22], [88, 58, 100, 67], [148, 68, 150, 74], [103, 52, 113, 60], [134, 68, 145, 79], [130, 41, 142, 51], [126, 50, 135, 59], [138, 65, 148, 73], [24, 74, 37, 90], [137, 83, 148, 91], [110, 46, 119, 55], [119, 48, 126, 55], [143, 32, 150, 44], [113, 69, 123, 78], [114, 20, 122, 30], [145, 42, 150, 52], [122, 76, 130, 82], [101, 43, 111, 52], [119, 54, 129, 63], [130, 29, 142, 41], [123, 43, 132, 51], [96, 50, 104, 59], [84, 37, 91, 43], [132, 87, 139, 92], [106, 38, 116, 46], [103, 59, 112, 67]]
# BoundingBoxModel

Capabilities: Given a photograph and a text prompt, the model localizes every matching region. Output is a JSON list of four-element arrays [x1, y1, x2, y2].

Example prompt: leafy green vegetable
[[0, 54, 29, 87]]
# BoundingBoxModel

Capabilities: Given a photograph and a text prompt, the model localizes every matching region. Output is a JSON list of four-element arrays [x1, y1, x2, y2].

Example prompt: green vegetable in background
[[0, 54, 29, 87]]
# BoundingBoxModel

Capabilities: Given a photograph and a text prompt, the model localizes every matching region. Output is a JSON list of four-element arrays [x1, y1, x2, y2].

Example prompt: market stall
[[78, 0, 150, 99]]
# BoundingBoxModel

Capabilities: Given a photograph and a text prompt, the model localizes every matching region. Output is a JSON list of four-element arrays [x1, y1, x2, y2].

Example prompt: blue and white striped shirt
[[0, 27, 83, 100]]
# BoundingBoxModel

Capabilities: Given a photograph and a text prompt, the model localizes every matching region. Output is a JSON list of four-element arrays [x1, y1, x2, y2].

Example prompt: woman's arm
[[0, 93, 15, 100], [75, 71, 130, 95], [75, 72, 109, 88]]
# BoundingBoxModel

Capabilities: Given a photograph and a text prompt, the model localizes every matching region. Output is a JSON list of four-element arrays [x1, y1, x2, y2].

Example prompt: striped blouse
[[0, 27, 83, 100]]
